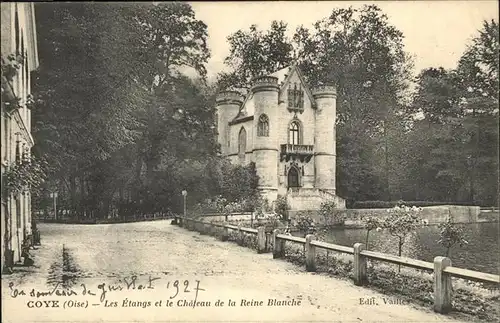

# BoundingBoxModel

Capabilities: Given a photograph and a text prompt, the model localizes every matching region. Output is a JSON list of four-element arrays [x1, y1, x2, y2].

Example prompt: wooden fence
[[173, 216, 499, 314]]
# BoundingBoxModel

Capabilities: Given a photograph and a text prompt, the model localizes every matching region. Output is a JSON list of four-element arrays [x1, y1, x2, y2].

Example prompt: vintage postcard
[[1, 1, 499, 323]]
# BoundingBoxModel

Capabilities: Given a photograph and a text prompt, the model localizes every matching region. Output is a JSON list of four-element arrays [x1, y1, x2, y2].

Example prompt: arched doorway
[[287, 167, 299, 188]]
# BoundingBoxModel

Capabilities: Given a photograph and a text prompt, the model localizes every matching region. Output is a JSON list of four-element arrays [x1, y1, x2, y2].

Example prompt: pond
[[296, 222, 499, 275]]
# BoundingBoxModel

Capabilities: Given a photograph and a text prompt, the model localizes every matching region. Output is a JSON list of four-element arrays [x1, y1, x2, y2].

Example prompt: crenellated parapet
[[215, 90, 244, 106], [311, 85, 337, 99], [251, 76, 280, 93]]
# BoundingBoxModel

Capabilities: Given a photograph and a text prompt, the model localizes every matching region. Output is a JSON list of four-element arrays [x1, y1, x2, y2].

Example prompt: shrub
[[383, 205, 421, 271], [295, 214, 316, 236], [362, 215, 382, 249], [437, 218, 468, 257], [318, 200, 345, 227], [274, 195, 289, 221], [352, 200, 473, 209]]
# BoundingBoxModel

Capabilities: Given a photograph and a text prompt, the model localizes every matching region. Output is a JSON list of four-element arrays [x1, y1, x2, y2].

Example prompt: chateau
[[215, 65, 345, 211]]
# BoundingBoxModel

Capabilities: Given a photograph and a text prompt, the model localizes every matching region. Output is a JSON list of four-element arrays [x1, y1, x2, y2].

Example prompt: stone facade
[[1, 2, 39, 272], [216, 65, 345, 210]]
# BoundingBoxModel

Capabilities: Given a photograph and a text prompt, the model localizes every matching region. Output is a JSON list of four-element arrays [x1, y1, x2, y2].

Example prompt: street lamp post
[[50, 192, 58, 220], [181, 190, 187, 218]]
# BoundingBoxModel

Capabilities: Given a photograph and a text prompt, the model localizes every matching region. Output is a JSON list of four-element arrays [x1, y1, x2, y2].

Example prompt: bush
[[437, 219, 468, 257], [295, 214, 316, 236], [382, 205, 422, 272], [352, 200, 474, 209], [274, 195, 289, 221], [318, 200, 345, 226]]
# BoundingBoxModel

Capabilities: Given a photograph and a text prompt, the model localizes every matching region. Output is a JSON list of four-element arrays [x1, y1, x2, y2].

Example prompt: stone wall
[[342, 205, 480, 227], [199, 212, 253, 222], [286, 188, 346, 210], [288, 205, 481, 227]]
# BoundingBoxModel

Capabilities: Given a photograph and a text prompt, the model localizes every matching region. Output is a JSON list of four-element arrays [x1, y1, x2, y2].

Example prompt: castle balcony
[[280, 144, 314, 162]]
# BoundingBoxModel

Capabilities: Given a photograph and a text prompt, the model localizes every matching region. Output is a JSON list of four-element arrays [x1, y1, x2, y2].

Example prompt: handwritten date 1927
[[9, 276, 205, 303]]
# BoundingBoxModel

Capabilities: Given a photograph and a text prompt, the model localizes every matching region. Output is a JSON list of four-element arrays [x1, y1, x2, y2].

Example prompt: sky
[[189, 1, 498, 81]]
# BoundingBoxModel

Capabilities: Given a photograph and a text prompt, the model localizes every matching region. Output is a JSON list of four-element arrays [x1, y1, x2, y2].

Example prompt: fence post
[[222, 225, 229, 241], [200, 221, 207, 235], [433, 256, 452, 314], [353, 243, 367, 286], [208, 223, 215, 236], [257, 226, 266, 253], [272, 229, 285, 259], [237, 225, 243, 245], [305, 234, 316, 272]]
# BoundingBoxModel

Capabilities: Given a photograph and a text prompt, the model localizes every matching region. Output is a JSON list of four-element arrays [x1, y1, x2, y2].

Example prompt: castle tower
[[251, 75, 280, 202], [312, 85, 337, 193], [215, 90, 244, 156]]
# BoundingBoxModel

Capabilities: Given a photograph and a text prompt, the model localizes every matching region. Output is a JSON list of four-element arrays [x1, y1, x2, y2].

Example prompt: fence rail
[[174, 215, 499, 315]]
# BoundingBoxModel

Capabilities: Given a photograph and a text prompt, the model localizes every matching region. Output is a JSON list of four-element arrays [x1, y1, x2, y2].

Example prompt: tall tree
[[32, 3, 216, 217], [218, 20, 294, 89], [405, 19, 499, 205], [296, 5, 414, 200]]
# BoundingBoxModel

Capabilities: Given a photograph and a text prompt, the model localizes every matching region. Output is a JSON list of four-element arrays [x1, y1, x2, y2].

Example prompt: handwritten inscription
[[7, 277, 303, 310], [8, 275, 204, 304]]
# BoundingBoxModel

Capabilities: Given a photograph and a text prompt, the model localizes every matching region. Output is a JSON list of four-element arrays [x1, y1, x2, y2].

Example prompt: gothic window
[[15, 139, 20, 164], [238, 127, 246, 162], [257, 114, 269, 137], [287, 83, 304, 111], [24, 46, 29, 89], [15, 9, 20, 54], [289, 121, 300, 145]]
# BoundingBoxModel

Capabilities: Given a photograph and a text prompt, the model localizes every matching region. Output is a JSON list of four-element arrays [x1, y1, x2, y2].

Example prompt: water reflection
[[313, 223, 499, 274]]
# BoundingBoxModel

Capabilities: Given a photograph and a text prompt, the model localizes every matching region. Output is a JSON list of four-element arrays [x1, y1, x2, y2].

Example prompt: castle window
[[15, 139, 21, 164], [238, 127, 247, 162], [15, 8, 20, 54], [287, 83, 304, 111], [257, 114, 269, 137], [289, 121, 300, 145]]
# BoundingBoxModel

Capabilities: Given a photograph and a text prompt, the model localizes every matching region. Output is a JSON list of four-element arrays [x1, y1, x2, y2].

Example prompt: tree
[[405, 19, 499, 205], [437, 219, 468, 257], [131, 2, 212, 191], [318, 200, 345, 227], [362, 216, 381, 250], [219, 21, 294, 89], [383, 205, 421, 272], [32, 3, 216, 218], [295, 5, 414, 201], [33, 3, 151, 218], [274, 195, 289, 221]]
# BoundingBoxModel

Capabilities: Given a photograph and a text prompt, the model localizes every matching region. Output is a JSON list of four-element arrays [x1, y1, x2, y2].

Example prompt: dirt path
[[2, 221, 466, 322]]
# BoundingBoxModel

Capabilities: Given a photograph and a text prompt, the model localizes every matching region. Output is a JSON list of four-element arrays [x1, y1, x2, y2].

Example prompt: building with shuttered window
[[1, 2, 39, 273]]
